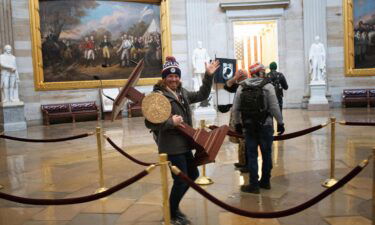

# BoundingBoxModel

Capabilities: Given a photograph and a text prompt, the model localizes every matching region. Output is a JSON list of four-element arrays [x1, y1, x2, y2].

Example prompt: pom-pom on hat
[[162, 56, 181, 79], [249, 62, 265, 75]]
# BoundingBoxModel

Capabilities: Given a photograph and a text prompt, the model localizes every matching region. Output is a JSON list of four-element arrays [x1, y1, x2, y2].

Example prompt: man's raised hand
[[205, 60, 220, 76]]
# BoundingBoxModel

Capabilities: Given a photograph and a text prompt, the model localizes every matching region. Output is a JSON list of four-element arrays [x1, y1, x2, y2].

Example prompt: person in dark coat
[[145, 56, 219, 225], [266, 62, 288, 113]]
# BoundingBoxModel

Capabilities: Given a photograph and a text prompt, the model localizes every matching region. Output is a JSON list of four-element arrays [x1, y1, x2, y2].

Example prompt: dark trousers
[[244, 125, 274, 187], [168, 151, 199, 217], [277, 96, 283, 114]]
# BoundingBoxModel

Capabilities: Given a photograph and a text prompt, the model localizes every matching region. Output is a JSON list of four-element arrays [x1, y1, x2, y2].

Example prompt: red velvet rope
[[208, 124, 325, 141], [173, 163, 365, 218], [0, 170, 148, 205], [0, 133, 90, 143], [341, 121, 375, 126], [106, 137, 154, 166]]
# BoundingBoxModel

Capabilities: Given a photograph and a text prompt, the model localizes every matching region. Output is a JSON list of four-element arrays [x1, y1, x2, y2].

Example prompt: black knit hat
[[162, 56, 181, 79]]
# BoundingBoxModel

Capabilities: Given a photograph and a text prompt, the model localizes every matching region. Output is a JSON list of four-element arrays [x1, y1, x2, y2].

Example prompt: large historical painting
[[344, 0, 375, 76], [30, 0, 171, 90]]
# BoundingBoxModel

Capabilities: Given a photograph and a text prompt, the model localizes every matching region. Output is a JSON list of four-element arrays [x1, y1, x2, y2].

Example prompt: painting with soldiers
[[39, 1, 162, 82]]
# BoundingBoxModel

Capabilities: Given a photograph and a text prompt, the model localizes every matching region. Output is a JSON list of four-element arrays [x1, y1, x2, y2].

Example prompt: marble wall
[[5, 0, 375, 124], [326, 0, 375, 106]]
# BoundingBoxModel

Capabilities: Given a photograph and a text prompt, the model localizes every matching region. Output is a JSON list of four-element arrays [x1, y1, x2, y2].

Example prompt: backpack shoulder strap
[[259, 78, 270, 88]]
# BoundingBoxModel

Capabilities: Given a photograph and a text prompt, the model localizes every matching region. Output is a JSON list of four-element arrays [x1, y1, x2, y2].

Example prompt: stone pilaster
[[186, 0, 209, 87]]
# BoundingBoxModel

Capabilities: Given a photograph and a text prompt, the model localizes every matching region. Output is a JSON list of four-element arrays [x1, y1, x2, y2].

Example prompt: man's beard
[[166, 81, 181, 91]]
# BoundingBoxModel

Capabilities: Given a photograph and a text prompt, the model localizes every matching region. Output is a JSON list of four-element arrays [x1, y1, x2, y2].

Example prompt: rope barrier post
[[373, 147, 375, 225], [95, 127, 107, 193], [195, 120, 214, 185], [322, 117, 338, 188], [159, 153, 171, 225], [0, 132, 4, 190]]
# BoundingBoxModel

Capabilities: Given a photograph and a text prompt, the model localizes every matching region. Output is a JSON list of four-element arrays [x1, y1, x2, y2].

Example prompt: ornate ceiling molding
[[220, 0, 290, 10]]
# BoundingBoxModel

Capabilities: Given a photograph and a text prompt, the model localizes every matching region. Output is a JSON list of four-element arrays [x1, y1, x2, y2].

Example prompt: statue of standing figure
[[192, 41, 210, 91], [309, 36, 326, 83], [0, 45, 20, 103]]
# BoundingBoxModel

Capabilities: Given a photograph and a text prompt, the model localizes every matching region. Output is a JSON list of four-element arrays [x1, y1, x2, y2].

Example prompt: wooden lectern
[[112, 59, 229, 166]]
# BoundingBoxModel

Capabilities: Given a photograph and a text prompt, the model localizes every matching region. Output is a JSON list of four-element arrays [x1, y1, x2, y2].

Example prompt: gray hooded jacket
[[232, 77, 283, 127]]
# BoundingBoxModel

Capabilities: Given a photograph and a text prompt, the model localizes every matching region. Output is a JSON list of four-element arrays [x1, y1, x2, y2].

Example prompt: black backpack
[[239, 79, 269, 128], [269, 71, 283, 97]]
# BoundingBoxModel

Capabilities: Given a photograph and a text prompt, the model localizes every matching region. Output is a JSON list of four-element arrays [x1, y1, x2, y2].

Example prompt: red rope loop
[[105, 137, 154, 166], [340, 121, 375, 126], [0, 133, 91, 143], [171, 162, 365, 218], [208, 124, 325, 141], [0, 170, 149, 205]]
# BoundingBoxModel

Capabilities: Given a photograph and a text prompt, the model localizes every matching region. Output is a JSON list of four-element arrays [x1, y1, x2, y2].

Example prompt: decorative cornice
[[220, 0, 290, 10]]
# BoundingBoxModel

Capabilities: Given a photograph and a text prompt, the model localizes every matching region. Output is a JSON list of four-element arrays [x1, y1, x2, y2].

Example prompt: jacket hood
[[153, 80, 182, 92], [240, 77, 264, 86]]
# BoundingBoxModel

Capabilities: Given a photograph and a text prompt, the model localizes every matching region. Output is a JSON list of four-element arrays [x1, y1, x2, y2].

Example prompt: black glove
[[277, 124, 285, 135], [234, 124, 243, 134]]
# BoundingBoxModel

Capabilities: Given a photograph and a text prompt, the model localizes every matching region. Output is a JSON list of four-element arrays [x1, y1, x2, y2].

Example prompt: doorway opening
[[233, 20, 278, 72]]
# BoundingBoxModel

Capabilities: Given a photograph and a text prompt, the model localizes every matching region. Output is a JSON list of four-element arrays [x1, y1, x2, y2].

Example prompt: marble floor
[[0, 108, 374, 225]]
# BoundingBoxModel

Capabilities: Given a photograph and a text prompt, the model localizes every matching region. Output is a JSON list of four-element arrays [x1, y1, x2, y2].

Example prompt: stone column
[[0, 0, 14, 48], [302, 0, 329, 107]]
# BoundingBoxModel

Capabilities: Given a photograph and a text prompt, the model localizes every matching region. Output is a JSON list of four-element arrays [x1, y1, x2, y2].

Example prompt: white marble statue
[[0, 45, 20, 103], [192, 41, 210, 91], [309, 36, 326, 83]]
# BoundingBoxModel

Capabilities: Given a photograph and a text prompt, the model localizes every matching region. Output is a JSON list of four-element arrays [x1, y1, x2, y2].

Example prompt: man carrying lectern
[[145, 56, 219, 225]]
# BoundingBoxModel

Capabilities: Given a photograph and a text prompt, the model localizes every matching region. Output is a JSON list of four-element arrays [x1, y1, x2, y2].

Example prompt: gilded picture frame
[[29, 0, 171, 90], [344, 0, 375, 76]]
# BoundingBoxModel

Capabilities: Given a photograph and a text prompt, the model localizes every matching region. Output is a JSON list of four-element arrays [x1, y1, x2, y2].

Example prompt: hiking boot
[[259, 182, 271, 190], [170, 216, 190, 225], [176, 210, 191, 224], [240, 185, 260, 194], [239, 167, 249, 173], [234, 162, 245, 168]]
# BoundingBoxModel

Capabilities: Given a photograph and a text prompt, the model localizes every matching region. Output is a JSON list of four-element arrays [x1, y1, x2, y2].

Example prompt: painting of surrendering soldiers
[[353, 0, 375, 69], [39, 0, 162, 82]]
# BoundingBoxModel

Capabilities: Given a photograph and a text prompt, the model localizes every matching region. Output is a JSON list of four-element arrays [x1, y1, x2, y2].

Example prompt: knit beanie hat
[[249, 62, 265, 75], [269, 62, 277, 70], [162, 56, 181, 79]]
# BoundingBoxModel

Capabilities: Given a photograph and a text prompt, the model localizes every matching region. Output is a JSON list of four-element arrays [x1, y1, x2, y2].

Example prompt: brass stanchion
[[160, 154, 171, 225], [322, 117, 338, 188], [0, 132, 4, 190], [95, 127, 107, 193], [195, 120, 214, 185], [372, 148, 375, 225]]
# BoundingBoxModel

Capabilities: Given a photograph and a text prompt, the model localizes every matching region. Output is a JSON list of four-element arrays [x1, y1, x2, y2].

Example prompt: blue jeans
[[168, 151, 199, 217], [244, 125, 274, 187]]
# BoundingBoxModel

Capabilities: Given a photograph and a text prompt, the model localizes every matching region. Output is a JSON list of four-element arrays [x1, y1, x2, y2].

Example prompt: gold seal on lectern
[[142, 93, 171, 123]]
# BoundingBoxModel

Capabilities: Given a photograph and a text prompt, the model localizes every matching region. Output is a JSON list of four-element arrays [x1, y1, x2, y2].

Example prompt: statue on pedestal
[[309, 36, 326, 83], [0, 45, 20, 103]]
